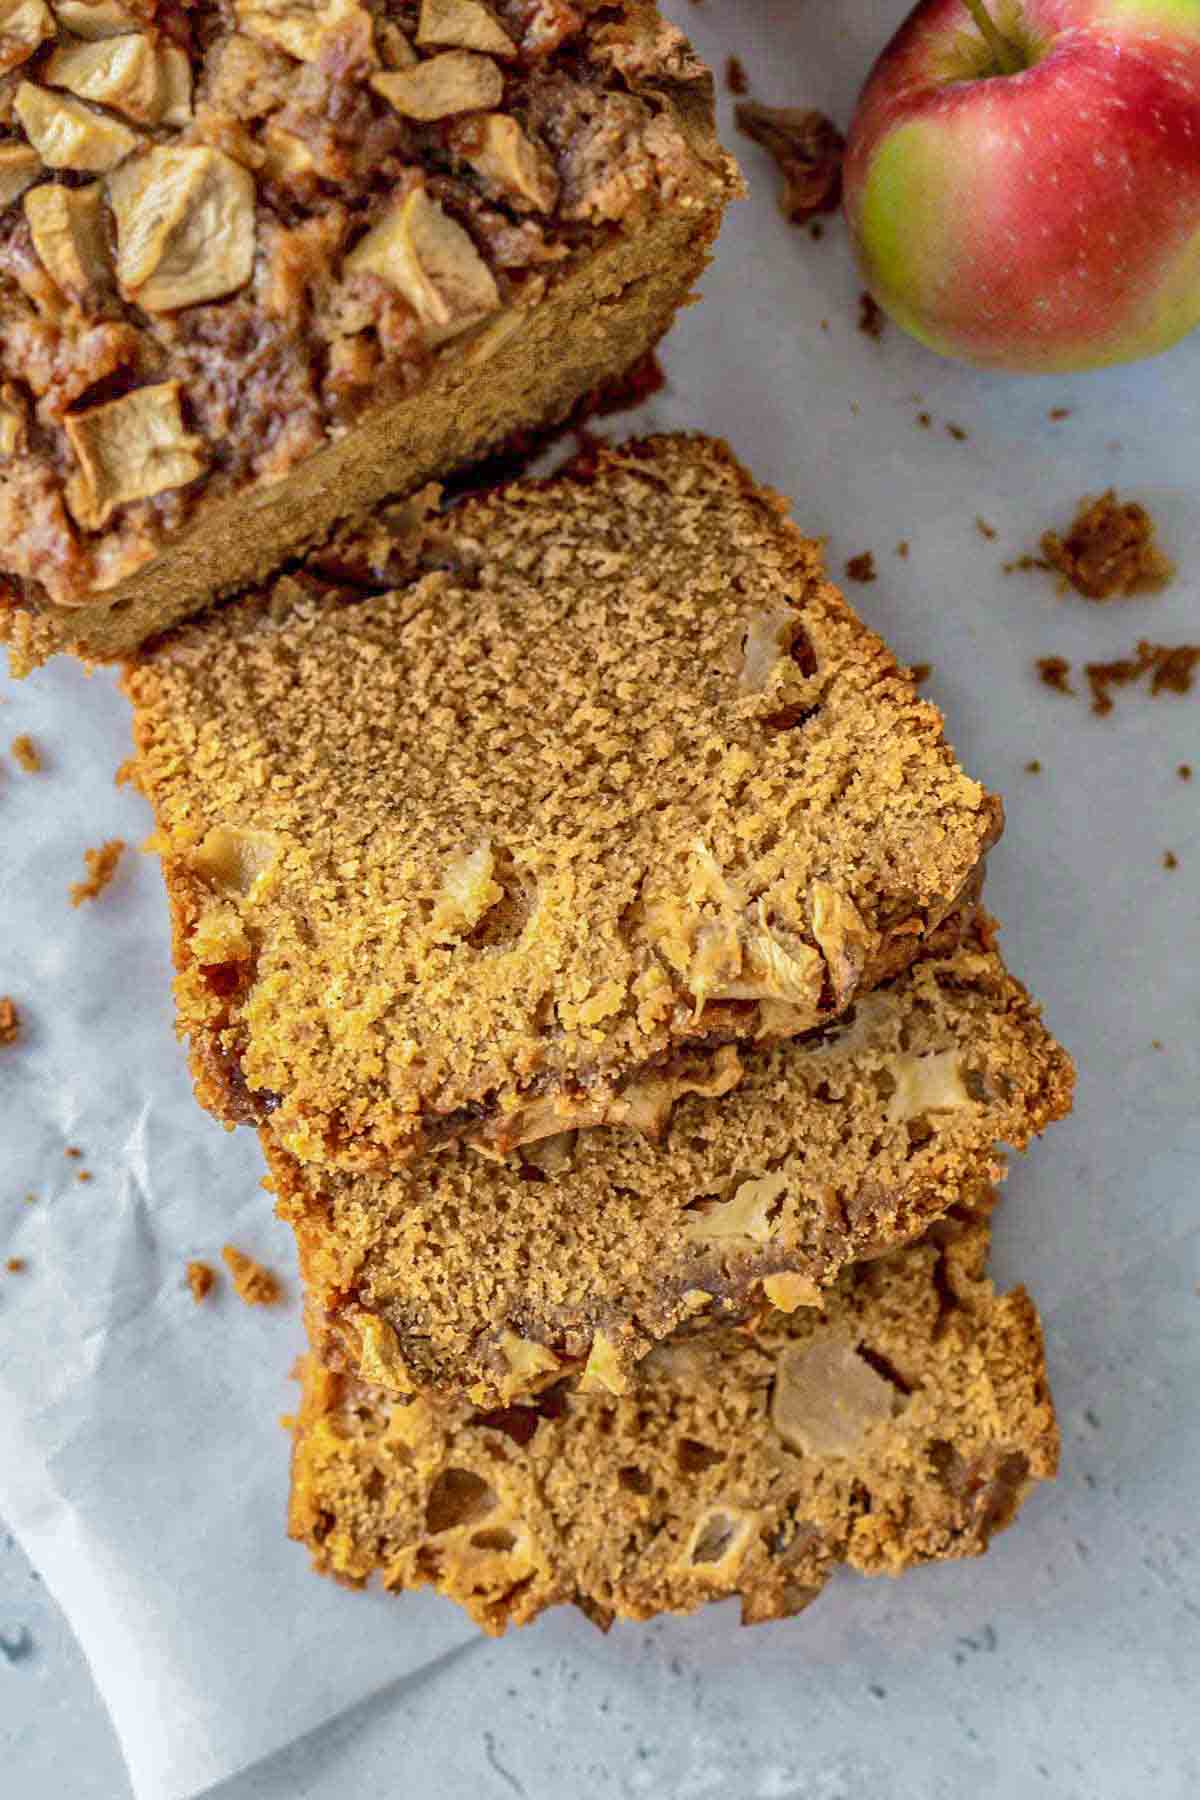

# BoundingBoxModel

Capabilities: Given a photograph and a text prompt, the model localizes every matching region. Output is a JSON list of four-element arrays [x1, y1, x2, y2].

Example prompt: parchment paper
[[2, 3, 1198, 1796]]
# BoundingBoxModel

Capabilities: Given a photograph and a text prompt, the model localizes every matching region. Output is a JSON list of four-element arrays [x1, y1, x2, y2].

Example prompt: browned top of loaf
[[126, 434, 1002, 1169], [274, 914, 1074, 1403], [289, 1197, 1059, 1634], [0, 0, 733, 621]]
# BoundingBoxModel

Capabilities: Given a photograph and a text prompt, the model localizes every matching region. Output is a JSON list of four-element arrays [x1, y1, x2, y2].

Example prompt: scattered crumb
[[1025, 759, 1042, 774], [946, 422, 969, 442], [1152, 1038, 1164, 1051], [858, 292, 885, 341], [909, 663, 932, 688], [734, 102, 844, 225], [187, 1260, 216, 1304], [819, 318, 830, 332], [1048, 407, 1071, 421], [845, 552, 877, 584], [10, 733, 41, 772], [725, 55, 748, 95], [69, 838, 125, 907], [23, 1194, 36, 1206], [1041, 490, 1172, 601], [808, 220, 824, 241], [1179, 764, 1192, 781], [114, 757, 139, 789], [222, 1244, 283, 1307], [976, 517, 997, 541], [77, 1169, 92, 1183], [1036, 656, 1074, 696], [6, 1258, 26, 1274], [1084, 641, 1200, 716], [64, 1146, 82, 1159], [916, 411, 932, 429], [1004, 553, 1053, 576], [0, 997, 19, 1046], [895, 540, 910, 559], [1164, 851, 1178, 870]]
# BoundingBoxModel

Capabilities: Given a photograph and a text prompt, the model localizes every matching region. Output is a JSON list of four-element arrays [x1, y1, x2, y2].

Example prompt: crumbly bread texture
[[0, 0, 738, 669], [127, 434, 1002, 1170], [289, 1195, 1059, 1633], [273, 913, 1073, 1403]]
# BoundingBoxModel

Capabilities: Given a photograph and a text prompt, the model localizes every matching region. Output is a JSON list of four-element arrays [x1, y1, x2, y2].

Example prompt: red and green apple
[[844, 0, 1200, 372]]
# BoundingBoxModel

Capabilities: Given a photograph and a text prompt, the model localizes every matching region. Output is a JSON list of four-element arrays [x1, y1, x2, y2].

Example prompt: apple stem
[[961, 0, 1024, 74]]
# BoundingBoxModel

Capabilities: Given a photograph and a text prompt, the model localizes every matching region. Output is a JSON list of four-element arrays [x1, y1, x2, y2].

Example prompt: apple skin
[[844, 0, 1200, 372]]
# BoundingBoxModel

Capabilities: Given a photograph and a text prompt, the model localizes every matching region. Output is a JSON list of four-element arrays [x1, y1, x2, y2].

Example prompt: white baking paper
[[2, 1, 1198, 1796]]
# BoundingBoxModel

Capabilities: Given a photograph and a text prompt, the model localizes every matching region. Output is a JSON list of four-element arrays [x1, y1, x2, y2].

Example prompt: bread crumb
[[1036, 656, 1073, 696], [1025, 759, 1042, 774], [916, 412, 931, 429], [733, 102, 844, 225], [1041, 491, 1172, 601], [858, 292, 885, 341], [69, 839, 125, 907], [1004, 553, 1054, 577], [6, 1258, 26, 1274], [222, 1245, 283, 1306], [1048, 407, 1072, 422], [845, 552, 877, 584], [64, 1146, 82, 1159], [10, 734, 41, 772], [946, 422, 969, 442], [1179, 764, 1192, 781], [114, 757, 139, 789], [1084, 642, 1200, 716], [1151, 1038, 1164, 1050], [725, 56, 748, 95], [896, 540, 910, 559], [187, 1261, 216, 1303], [1164, 850, 1178, 870], [909, 662, 932, 687], [976, 518, 997, 540], [0, 997, 19, 1046]]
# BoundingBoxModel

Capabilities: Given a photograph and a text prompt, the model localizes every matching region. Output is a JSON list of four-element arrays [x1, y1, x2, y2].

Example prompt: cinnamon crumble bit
[[1025, 760, 1042, 774], [77, 1169, 93, 1183], [69, 838, 125, 906], [725, 56, 748, 95], [909, 663, 932, 687], [10, 734, 41, 772], [0, 998, 19, 1046], [222, 1244, 283, 1306], [1048, 407, 1071, 421], [896, 540, 910, 559], [1179, 764, 1192, 781], [733, 102, 844, 225], [976, 518, 997, 541], [1084, 642, 1200, 717], [1163, 851, 1178, 871], [858, 292, 885, 341], [1036, 656, 1073, 696], [187, 1260, 216, 1303], [6, 1258, 26, 1274], [916, 412, 931, 429], [946, 423, 968, 442], [1041, 491, 1173, 601], [844, 552, 876, 584]]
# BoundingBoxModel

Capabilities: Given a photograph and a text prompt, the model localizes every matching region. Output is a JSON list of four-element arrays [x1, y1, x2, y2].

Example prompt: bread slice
[[288, 1193, 1059, 1633], [272, 913, 1073, 1404], [126, 434, 1003, 1170], [0, 2, 739, 670]]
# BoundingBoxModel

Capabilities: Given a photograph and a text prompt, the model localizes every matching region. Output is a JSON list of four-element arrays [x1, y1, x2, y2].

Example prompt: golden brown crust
[[288, 1197, 1059, 1633], [0, 0, 740, 667], [273, 914, 1073, 1402], [126, 433, 1003, 1171]]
